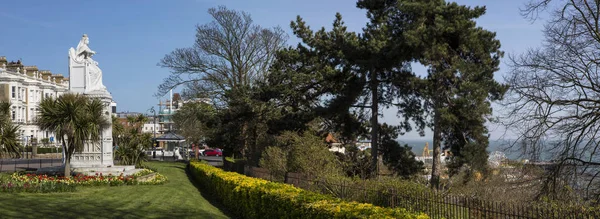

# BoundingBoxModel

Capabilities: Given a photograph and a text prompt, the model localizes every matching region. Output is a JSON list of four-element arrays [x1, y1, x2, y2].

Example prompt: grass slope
[[0, 162, 229, 219]]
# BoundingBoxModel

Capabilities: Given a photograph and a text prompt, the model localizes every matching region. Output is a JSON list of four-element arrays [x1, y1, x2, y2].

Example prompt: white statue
[[68, 34, 106, 92]]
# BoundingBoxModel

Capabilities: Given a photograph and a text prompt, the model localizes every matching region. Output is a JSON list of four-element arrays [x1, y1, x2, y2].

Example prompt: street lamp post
[[148, 107, 157, 159]]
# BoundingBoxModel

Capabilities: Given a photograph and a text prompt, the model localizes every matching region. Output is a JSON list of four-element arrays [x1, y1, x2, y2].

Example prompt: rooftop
[[0, 56, 69, 86]]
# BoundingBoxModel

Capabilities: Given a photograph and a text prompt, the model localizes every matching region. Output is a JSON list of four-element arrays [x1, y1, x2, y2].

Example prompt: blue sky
[[0, 0, 544, 140]]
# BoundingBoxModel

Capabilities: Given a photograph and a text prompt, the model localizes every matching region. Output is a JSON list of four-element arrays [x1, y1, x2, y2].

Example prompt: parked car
[[145, 148, 164, 157], [203, 149, 222, 157], [189, 149, 206, 157]]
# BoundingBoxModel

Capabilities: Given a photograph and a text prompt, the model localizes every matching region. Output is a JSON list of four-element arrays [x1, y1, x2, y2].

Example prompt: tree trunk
[[370, 71, 379, 177], [64, 155, 71, 177], [241, 121, 248, 160], [61, 138, 71, 177], [430, 105, 442, 189]]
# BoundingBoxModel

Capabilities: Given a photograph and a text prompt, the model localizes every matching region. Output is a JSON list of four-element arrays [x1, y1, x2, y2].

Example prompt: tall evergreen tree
[[388, 1, 507, 188], [273, 2, 425, 176]]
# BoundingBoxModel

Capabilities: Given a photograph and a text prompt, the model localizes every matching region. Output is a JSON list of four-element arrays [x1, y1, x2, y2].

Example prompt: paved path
[[199, 156, 224, 166]]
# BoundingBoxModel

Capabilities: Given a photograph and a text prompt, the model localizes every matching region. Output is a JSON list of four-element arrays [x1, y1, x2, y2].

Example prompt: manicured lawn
[[0, 162, 229, 219]]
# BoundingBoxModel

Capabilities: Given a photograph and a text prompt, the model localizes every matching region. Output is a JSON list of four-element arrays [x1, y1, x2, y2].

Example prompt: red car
[[202, 149, 222, 157]]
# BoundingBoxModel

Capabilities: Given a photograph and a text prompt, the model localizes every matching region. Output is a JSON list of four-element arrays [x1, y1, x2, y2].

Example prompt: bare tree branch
[[157, 6, 287, 103], [503, 0, 600, 201]]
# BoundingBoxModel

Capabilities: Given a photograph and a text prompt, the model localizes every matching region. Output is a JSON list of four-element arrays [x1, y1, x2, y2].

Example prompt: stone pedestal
[[69, 89, 114, 168]]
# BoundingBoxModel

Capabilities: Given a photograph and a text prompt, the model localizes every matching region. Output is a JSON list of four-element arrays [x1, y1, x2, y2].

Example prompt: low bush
[[22, 147, 62, 154], [189, 161, 428, 219], [0, 169, 167, 193]]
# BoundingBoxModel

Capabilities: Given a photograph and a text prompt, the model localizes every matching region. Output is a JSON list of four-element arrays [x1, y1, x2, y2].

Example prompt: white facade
[[142, 122, 162, 134], [0, 57, 69, 145]]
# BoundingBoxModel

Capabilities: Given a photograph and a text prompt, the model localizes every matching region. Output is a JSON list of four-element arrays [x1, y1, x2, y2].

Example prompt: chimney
[[24, 66, 38, 77], [52, 74, 64, 84], [0, 56, 6, 69], [6, 59, 24, 72], [40, 70, 52, 80]]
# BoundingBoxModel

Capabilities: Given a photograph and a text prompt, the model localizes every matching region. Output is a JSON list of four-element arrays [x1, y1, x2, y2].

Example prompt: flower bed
[[190, 161, 429, 219], [0, 169, 167, 193]]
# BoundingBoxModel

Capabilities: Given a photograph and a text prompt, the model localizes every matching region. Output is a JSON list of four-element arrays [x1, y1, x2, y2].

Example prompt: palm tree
[[0, 102, 21, 158], [114, 114, 151, 166], [112, 115, 125, 147], [134, 114, 148, 133], [37, 93, 109, 177]]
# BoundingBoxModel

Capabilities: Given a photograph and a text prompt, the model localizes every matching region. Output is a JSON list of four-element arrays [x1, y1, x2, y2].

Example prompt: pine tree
[[393, 1, 507, 188]]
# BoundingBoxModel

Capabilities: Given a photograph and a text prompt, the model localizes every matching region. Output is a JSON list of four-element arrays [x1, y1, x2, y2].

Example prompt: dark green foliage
[[379, 123, 423, 178], [382, 1, 508, 185], [336, 144, 371, 179], [0, 102, 21, 158], [112, 115, 153, 167], [270, 4, 426, 176], [34, 147, 62, 154]]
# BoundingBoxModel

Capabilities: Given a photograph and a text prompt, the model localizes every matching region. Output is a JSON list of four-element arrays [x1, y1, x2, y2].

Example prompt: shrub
[[259, 146, 287, 181], [259, 131, 343, 181], [35, 147, 62, 154], [0, 169, 167, 193], [189, 161, 428, 219], [301, 174, 434, 212]]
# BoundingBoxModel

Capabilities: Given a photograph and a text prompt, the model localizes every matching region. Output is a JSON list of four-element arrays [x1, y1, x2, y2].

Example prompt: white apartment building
[[142, 117, 162, 134], [0, 56, 69, 145]]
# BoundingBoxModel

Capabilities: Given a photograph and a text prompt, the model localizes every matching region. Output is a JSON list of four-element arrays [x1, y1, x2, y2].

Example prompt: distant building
[[110, 101, 117, 114], [183, 97, 211, 105], [115, 111, 142, 119], [141, 115, 162, 134], [356, 140, 371, 151], [325, 133, 345, 154], [157, 93, 211, 134], [0, 56, 69, 145], [157, 98, 179, 134]]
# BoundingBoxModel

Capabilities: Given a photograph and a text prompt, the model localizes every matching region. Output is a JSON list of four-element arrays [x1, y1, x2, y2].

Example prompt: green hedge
[[22, 147, 62, 154], [36, 147, 62, 154], [189, 161, 428, 219]]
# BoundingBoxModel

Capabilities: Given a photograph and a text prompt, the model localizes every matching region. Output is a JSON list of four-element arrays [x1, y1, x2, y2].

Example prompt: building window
[[11, 110, 15, 120], [11, 86, 15, 98]]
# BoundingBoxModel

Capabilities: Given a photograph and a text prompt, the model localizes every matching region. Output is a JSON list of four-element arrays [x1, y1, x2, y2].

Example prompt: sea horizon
[[397, 139, 527, 161]]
